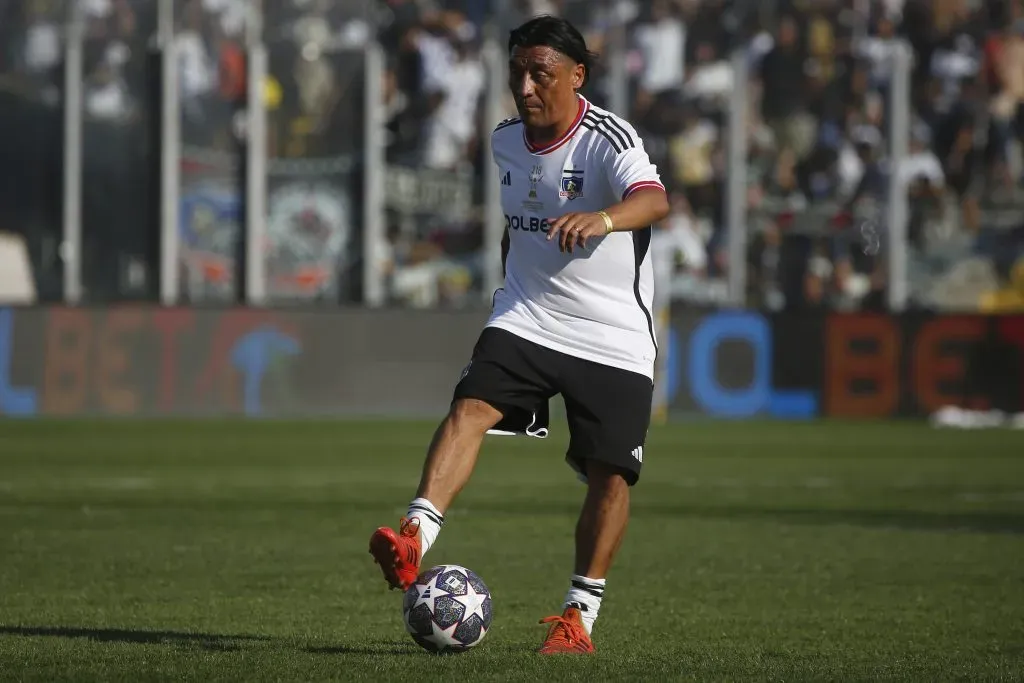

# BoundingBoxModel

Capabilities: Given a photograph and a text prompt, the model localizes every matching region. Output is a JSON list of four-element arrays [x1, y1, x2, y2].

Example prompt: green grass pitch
[[0, 419, 1022, 682]]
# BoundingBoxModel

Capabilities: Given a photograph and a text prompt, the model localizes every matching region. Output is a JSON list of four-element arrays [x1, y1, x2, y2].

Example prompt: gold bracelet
[[597, 210, 614, 234]]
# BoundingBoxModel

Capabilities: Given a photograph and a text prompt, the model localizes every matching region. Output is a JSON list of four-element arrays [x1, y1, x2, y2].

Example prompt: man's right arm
[[501, 228, 510, 278], [491, 123, 515, 280]]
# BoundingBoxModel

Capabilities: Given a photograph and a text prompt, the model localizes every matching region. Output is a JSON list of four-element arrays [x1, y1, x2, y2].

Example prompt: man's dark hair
[[508, 15, 597, 87]]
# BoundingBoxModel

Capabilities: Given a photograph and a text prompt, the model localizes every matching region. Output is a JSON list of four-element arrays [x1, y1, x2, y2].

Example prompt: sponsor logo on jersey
[[505, 214, 550, 233], [560, 170, 584, 200]]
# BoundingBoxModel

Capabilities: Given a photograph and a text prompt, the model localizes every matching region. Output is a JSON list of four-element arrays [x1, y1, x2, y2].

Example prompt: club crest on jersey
[[560, 170, 584, 200]]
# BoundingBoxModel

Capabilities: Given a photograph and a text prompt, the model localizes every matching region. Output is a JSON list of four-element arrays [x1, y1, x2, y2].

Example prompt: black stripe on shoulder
[[493, 117, 522, 133], [584, 112, 635, 151], [632, 227, 658, 358], [597, 112, 637, 149], [581, 120, 623, 154], [583, 113, 630, 152]]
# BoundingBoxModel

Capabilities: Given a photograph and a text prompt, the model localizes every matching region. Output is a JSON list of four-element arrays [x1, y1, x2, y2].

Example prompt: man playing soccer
[[370, 15, 669, 654]]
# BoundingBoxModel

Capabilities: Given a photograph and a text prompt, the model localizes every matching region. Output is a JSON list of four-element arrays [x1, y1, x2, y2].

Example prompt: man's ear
[[573, 62, 586, 89]]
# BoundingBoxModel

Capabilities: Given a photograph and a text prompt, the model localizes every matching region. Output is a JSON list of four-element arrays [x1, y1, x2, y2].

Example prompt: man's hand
[[545, 188, 669, 254], [546, 212, 608, 253]]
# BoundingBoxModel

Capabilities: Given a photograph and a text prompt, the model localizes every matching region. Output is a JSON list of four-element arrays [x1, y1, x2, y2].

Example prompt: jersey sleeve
[[490, 117, 519, 166], [602, 126, 666, 201]]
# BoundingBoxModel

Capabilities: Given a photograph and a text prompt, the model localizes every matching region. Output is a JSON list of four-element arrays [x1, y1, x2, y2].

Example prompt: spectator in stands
[[980, 255, 1024, 312], [759, 15, 817, 163], [178, 2, 219, 111], [667, 100, 718, 215], [653, 192, 709, 284], [838, 124, 884, 206], [857, 9, 900, 91], [421, 18, 484, 170], [18, 2, 63, 89], [899, 121, 947, 236], [83, 46, 134, 122], [985, 19, 1024, 187], [633, 0, 686, 118], [684, 40, 733, 107]]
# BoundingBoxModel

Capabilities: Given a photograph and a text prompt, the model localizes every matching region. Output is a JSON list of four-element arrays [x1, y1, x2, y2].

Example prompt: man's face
[[508, 45, 584, 128]]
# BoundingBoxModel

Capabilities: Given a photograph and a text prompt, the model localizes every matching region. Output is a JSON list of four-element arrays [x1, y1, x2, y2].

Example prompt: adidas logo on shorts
[[631, 446, 643, 463]]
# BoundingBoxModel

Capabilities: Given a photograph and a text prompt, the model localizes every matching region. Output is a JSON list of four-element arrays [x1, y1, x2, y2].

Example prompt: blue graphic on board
[[0, 307, 38, 416], [229, 326, 301, 416], [686, 311, 818, 418], [662, 326, 682, 405]]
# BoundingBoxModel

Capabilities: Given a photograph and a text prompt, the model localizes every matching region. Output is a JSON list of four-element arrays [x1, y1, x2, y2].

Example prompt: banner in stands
[[1, 306, 1022, 418], [264, 40, 366, 303], [179, 151, 242, 302], [265, 163, 358, 302]]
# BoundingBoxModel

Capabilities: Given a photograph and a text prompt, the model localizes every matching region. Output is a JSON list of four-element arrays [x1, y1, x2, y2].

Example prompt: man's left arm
[[600, 185, 671, 231], [547, 142, 669, 253]]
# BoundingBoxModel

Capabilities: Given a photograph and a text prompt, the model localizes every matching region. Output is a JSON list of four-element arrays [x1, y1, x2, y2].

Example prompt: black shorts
[[453, 327, 653, 485]]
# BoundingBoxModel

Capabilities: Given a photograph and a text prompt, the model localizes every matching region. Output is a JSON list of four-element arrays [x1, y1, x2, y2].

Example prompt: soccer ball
[[402, 564, 492, 653]]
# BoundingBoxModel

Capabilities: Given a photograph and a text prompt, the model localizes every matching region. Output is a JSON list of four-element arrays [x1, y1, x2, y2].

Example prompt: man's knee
[[446, 398, 502, 435], [583, 460, 634, 492]]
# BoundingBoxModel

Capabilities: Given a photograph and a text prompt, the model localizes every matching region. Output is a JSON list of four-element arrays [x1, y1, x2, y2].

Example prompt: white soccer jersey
[[488, 95, 666, 380]]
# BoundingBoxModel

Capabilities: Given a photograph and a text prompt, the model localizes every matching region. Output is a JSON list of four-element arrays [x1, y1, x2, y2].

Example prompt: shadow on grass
[[304, 642, 422, 656], [0, 625, 269, 651], [307, 647, 428, 655], [304, 639, 509, 657]]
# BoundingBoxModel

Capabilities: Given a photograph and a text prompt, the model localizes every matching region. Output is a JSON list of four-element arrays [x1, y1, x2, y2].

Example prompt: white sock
[[406, 498, 444, 556], [563, 574, 605, 635]]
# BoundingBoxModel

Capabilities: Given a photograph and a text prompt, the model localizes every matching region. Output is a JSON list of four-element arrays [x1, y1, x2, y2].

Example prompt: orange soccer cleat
[[369, 517, 422, 590], [537, 606, 595, 654]]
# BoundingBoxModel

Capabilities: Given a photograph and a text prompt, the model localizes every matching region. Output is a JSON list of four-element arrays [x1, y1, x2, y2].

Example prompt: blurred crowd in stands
[[374, 0, 1024, 312], [2, 0, 1024, 310], [0, 0, 159, 300]]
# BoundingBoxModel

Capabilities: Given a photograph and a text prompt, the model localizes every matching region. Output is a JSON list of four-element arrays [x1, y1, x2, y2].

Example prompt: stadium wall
[[0, 306, 1022, 419]]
